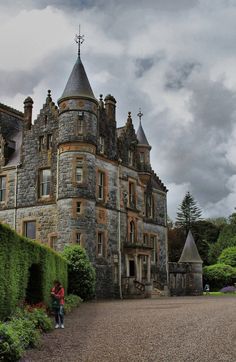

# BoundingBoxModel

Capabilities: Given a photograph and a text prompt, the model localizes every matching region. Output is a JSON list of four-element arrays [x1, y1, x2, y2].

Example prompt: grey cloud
[[151, 76, 236, 209], [165, 62, 201, 90]]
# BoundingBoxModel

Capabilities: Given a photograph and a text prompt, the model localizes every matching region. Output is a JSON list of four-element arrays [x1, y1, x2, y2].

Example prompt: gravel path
[[21, 296, 236, 362]]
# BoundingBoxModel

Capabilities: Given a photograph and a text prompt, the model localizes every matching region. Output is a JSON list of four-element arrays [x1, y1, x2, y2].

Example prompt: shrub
[[0, 223, 68, 320], [203, 263, 236, 290], [218, 246, 236, 267], [62, 245, 96, 301], [219, 286, 236, 293], [23, 306, 53, 332], [64, 294, 83, 314], [0, 317, 40, 361]]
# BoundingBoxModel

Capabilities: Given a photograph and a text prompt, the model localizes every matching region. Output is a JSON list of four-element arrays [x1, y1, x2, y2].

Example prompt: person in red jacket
[[51, 280, 65, 329]]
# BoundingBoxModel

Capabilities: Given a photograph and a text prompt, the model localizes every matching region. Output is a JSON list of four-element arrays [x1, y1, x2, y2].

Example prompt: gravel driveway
[[21, 296, 236, 362]]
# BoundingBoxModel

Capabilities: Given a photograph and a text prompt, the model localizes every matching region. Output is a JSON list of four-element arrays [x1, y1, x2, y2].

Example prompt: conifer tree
[[176, 191, 202, 234]]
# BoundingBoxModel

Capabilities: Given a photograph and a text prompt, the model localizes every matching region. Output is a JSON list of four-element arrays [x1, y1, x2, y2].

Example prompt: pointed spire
[[179, 230, 203, 263], [59, 30, 95, 102], [136, 109, 149, 145]]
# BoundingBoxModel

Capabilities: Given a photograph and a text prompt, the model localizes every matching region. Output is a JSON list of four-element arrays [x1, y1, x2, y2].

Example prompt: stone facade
[[0, 51, 168, 298]]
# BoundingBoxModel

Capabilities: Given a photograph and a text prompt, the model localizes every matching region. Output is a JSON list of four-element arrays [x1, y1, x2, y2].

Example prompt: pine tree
[[176, 191, 202, 234]]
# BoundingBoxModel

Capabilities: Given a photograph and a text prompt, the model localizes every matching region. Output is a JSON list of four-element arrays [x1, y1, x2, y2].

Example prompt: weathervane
[[137, 108, 143, 122], [75, 25, 85, 57]]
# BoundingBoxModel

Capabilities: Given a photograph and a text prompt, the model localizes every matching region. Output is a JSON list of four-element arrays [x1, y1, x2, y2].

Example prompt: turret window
[[0, 176, 6, 202], [77, 112, 84, 134], [140, 152, 145, 163], [39, 169, 51, 197], [76, 159, 83, 183], [98, 171, 105, 200], [99, 136, 105, 154], [150, 236, 156, 263]]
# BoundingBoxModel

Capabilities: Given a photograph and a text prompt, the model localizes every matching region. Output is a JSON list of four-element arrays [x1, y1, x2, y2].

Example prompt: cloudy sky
[[1, 0, 236, 220]]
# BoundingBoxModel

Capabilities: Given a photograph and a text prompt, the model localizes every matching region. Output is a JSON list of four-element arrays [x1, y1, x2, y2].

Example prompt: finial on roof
[[75, 25, 85, 58], [99, 94, 103, 101], [137, 108, 143, 122], [128, 111, 131, 119]]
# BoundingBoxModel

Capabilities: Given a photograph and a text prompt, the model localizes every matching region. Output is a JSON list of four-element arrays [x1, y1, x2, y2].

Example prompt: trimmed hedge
[[0, 223, 67, 320]]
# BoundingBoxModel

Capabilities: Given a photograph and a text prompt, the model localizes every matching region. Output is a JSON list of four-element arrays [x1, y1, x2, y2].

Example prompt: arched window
[[130, 221, 135, 243]]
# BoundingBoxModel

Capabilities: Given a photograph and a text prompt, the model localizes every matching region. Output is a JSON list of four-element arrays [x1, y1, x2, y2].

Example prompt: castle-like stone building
[[0, 44, 168, 297]]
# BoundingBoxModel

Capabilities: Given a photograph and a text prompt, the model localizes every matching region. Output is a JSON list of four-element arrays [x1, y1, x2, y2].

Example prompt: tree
[[62, 245, 96, 301], [218, 246, 236, 267], [203, 263, 236, 290], [176, 191, 202, 234]]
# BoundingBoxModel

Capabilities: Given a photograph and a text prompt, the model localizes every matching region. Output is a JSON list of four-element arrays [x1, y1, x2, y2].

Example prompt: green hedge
[[0, 223, 67, 320]]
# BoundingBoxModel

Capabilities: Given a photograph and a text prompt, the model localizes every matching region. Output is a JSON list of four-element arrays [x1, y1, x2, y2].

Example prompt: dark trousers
[[55, 305, 64, 325]]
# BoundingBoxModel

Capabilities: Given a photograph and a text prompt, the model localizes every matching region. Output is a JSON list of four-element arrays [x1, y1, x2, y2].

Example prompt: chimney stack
[[104, 94, 116, 122], [23, 97, 33, 130]]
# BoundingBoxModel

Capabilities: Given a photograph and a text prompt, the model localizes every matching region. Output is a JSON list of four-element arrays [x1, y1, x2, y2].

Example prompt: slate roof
[[179, 230, 203, 263], [136, 121, 149, 145], [60, 56, 95, 100]]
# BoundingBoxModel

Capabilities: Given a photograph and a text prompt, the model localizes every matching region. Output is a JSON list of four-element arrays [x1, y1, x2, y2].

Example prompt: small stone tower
[[169, 230, 203, 296], [178, 230, 203, 295], [57, 34, 98, 257]]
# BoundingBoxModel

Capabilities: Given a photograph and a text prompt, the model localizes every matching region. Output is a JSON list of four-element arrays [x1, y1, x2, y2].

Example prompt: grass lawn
[[207, 292, 236, 296]]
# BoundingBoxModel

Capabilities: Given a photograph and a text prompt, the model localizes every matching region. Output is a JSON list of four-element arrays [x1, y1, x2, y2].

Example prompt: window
[[75, 232, 81, 244], [130, 221, 135, 243], [128, 150, 134, 166], [76, 159, 83, 183], [0, 176, 6, 202], [129, 182, 135, 208], [39, 169, 51, 197], [98, 171, 105, 200], [76, 202, 81, 214], [24, 221, 36, 239], [140, 152, 145, 163], [39, 136, 44, 151], [44, 115, 48, 125], [49, 235, 57, 249], [143, 234, 148, 245], [46, 134, 52, 150], [97, 232, 104, 257], [99, 136, 105, 154], [145, 194, 154, 218], [77, 112, 84, 134]]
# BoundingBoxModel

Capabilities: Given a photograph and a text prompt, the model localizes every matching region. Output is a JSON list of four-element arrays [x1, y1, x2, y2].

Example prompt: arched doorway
[[25, 264, 43, 304]]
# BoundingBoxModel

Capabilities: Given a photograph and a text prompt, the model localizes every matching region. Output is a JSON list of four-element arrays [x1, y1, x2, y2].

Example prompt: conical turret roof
[[60, 56, 95, 100], [179, 230, 203, 263], [136, 121, 150, 145]]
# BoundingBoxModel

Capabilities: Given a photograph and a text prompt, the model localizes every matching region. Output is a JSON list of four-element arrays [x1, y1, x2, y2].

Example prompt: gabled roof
[[136, 121, 149, 145], [179, 230, 203, 263], [60, 56, 95, 100]]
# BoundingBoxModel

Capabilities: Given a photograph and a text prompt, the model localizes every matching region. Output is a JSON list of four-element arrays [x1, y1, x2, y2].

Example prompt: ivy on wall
[[0, 223, 68, 320]]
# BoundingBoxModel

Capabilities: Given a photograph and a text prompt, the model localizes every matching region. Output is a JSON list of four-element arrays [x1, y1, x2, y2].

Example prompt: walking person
[[51, 280, 65, 329], [204, 283, 210, 295]]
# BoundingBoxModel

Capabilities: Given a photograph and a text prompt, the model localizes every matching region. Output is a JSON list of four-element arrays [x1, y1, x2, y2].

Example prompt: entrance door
[[129, 260, 135, 277]]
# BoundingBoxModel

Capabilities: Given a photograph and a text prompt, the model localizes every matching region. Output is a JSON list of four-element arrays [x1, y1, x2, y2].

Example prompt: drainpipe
[[117, 159, 123, 299], [14, 164, 19, 230], [56, 147, 59, 200]]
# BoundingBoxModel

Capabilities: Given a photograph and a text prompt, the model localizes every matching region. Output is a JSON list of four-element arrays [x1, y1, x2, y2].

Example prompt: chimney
[[23, 97, 33, 130], [104, 94, 116, 122]]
